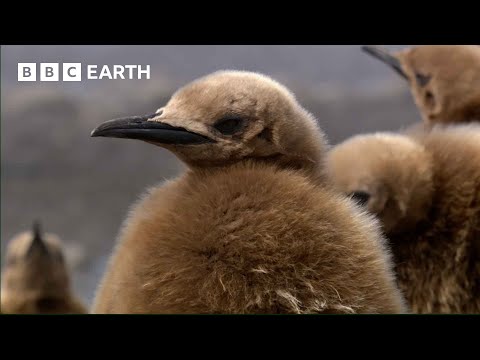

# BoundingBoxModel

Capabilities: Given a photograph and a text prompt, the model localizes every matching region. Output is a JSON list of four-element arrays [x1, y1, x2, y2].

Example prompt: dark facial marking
[[425, 91, 435, 107], [258, 128, 273, 142], [349, 191, 371, 206], [415, 73, 431, 87]]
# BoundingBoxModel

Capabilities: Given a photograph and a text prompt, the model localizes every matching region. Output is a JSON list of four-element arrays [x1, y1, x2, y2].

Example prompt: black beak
[[361, 45, 408, 80], [28, 220, 49, 256], [91, 113, 214, 145]]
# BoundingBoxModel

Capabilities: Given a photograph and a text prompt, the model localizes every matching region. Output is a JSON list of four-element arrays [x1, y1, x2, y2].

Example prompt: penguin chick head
[[327, 133, 434, 234], [1, 222, 70, 297], [362, 45, 480, 124], [91, 71, 328, 179]]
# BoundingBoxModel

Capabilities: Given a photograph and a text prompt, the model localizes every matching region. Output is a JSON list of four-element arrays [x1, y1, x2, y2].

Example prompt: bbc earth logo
[[18, 63, 151, 82]]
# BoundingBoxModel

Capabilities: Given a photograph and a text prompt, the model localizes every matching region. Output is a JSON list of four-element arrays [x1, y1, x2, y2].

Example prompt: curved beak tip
[[90, 127, 105, 137], [361, 45, 390, 58], [360, 45, 372, 53], [360, 45, 407, 80]]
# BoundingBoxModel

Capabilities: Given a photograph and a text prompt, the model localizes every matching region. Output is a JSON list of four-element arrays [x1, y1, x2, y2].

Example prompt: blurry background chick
[[327, 124, 480, 313], [327, 133, 433, 234], [1, 222, 87, 314], [362, 45, 480, 125]]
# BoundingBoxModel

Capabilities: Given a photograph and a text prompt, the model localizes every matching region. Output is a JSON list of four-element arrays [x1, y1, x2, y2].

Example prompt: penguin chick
[[90, 70, 406, 314], [327, 124, 480, 313], [1, 222, 87, 314], [362, 45, 480, 125], [92, 70, 329, 182], [327, 133, 434, 234]]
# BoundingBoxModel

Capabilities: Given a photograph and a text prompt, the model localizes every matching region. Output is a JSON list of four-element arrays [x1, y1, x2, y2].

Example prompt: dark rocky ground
[[1, 45, 420, 306]]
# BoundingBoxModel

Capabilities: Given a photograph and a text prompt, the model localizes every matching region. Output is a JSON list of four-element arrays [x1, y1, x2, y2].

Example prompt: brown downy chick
[[90, 70, 406, 314], [1, 222, 87, 314], [362, 45, 480, 125], [327, 124, 480, 313]]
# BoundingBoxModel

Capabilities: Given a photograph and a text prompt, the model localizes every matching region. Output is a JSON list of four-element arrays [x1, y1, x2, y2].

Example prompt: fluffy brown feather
[[93, 161, 405, 313]]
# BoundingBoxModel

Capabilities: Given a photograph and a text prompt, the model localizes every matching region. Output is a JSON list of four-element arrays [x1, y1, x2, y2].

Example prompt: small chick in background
[[362, 45, 480, 125], [1, 222, 87, 314], [327, 124, 480, 313], [90, 70, 406, 314]]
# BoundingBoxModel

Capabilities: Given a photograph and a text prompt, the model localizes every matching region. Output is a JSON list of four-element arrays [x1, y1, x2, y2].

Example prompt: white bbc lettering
[[87, 65, 151, 80], [138, 65, 150, 79], [18, 63, 151, 81], [18, 63, 37, 81], [40, 63, 59, 81], [63, 63, 82, 81], [87, 65, 98, 79], [113, 65, 125, 79], [99, 65, 112, 79]]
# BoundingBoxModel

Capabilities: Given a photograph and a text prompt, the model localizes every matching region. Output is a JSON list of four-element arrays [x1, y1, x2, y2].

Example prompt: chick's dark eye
[[415, 73, 431, 87], [425, 90, 435, 107], [349, 191, 371, 206], [214, 116, 245, 135]]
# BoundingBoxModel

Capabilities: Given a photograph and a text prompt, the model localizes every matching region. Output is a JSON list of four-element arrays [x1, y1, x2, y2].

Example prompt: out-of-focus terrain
[[1, 45, 420, 307]]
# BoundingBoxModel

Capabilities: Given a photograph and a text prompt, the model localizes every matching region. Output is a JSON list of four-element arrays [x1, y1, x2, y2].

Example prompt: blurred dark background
[[1, 45, 420, 307]]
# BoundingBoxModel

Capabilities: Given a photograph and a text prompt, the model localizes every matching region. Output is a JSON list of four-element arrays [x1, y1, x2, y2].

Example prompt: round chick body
[[327, 124, 480, 313]]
